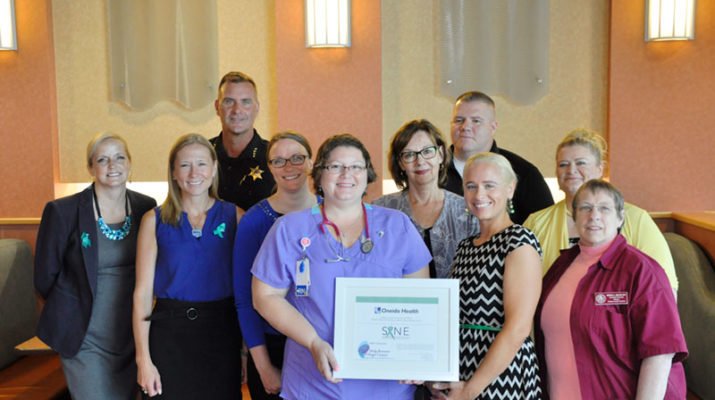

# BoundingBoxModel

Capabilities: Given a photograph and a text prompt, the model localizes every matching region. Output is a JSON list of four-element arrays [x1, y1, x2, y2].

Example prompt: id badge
[[295, 257, 311, 297], [594, 291, 629, 306]]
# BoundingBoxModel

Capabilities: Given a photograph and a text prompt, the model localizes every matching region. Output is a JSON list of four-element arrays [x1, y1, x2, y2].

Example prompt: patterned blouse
[[373, 189, 479, 278]]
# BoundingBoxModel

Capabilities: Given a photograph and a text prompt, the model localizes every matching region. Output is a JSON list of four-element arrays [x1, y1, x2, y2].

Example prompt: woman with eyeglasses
[[252, 134, 431, 399], [374, 119, 479, 280], [534, 180, 687, 399], [234, 131, 318, 400]]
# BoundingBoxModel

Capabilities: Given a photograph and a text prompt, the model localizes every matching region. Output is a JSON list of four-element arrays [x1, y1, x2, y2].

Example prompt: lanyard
[[319, 203, 373, 256]]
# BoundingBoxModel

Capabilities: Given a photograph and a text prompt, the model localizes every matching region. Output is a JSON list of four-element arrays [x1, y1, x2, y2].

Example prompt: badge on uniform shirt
[[300, 237, 311, 252], [296, 257, 311, 297], [594, 291, 629, 306]]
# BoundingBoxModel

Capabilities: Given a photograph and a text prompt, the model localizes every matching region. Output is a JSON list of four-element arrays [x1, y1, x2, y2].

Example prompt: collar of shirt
[[556, 234, 628, 272], [214, 129, 263, 162]]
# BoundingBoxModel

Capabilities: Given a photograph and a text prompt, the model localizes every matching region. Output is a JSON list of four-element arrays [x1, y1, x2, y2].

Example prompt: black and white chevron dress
[[449, 225, 542, 400]]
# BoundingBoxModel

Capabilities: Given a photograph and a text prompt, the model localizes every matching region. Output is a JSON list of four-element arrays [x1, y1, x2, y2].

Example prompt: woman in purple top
[[234, 131, 318, 399], [252, 134, 431, 400], [534, 180, 688, 399], [133, 134, 243, 399]]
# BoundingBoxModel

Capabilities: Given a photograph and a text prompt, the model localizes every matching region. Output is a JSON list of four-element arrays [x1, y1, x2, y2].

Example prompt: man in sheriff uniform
[[210, 71, 276, 210]]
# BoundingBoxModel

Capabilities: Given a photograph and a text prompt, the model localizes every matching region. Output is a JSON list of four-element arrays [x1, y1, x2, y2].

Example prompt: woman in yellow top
[[523, 129, 677, 291]]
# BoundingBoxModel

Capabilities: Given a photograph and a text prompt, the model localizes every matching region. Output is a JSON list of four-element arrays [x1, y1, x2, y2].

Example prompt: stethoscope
[[319, 202, 373, 263]]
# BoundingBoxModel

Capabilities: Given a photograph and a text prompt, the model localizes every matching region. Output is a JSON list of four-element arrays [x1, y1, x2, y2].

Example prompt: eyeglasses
[[322, 163, 367, 175], [399, 146, 438, 163], [268, 154, 308, 168]]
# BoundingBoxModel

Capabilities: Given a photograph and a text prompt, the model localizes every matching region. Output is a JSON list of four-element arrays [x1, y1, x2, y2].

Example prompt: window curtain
[[438, 0, 549, 105], [107, 0, 218, 110]]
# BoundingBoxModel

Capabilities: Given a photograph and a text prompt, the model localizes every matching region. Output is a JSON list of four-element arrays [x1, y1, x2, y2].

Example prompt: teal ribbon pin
[[81, 232, 91, 248], [213, 223, 226, 239]]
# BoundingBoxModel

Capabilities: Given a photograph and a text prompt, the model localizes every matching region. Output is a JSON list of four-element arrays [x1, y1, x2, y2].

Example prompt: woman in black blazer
[[35, 133, 156, 400]]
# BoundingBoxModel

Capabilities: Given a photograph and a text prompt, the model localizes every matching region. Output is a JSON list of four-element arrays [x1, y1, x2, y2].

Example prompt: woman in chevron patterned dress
[[435, 152, 543, 400]]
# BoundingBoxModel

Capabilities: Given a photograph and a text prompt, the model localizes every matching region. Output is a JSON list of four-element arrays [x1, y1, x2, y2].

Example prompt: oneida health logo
[[373, 306, 419, 314]]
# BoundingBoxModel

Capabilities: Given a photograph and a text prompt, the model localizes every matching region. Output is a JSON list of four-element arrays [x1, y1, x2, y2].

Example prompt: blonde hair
[[464, 152, 517, 185], [557, 129, 607, 166], [86, 132, 131, 168], [161, 134, 219, 225]]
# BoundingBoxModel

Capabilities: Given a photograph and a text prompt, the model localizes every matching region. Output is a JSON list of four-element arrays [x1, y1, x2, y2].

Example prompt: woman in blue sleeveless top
[[133, 133, 243, 399]]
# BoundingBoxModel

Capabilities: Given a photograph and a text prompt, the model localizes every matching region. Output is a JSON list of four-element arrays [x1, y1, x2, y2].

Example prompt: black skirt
[[147, 297, 242, 400]]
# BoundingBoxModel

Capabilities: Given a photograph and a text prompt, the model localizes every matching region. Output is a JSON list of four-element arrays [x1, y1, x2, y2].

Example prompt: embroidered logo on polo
[[594, 292, 629, 306]]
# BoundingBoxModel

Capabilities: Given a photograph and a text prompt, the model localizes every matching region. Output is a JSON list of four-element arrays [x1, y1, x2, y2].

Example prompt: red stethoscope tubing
[[319, 202, 370, 243]]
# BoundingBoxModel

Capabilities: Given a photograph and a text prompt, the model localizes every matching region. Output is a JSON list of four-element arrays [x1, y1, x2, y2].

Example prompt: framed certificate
[[333, 277, 460, 381]]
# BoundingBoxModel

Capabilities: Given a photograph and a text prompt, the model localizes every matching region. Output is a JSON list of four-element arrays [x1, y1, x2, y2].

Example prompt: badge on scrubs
[[296, 257, 311, 297], [300, 237, 311, 252], [594, 291, 629, 306]]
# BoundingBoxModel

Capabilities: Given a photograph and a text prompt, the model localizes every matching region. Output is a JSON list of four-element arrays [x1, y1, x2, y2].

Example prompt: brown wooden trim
[[671, 212, 715, 232], [0, 218, 41, 225], [649, 211, 672, 219]]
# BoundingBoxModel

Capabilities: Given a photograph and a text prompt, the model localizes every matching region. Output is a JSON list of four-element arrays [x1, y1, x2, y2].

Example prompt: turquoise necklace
[[93, 184, 131, 241]]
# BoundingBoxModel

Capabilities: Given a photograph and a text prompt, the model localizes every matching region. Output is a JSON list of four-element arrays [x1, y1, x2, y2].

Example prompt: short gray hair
[[572, 179, 625, 220]]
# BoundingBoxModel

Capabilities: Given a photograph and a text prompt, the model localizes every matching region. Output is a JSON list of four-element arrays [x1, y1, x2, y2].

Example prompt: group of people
[[34, 71, 688, 400]]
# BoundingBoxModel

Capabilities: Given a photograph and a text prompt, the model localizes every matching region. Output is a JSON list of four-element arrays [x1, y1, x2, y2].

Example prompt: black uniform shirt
[[210, 130, 276, 210], [444, 141, 554, 224]]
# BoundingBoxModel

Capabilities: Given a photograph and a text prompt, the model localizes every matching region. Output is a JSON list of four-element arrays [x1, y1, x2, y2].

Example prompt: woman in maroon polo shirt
[[534, 179, 687, 400]]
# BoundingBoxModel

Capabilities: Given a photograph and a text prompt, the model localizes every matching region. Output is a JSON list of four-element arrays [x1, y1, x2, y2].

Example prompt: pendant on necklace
[[360, 237, 373, 254], [192, 228, 202, 238]]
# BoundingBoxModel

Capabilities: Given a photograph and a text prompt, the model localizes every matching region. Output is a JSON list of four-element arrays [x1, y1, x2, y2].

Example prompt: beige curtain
[[438, 0, 549, 105], [107, 0, 218, 110]]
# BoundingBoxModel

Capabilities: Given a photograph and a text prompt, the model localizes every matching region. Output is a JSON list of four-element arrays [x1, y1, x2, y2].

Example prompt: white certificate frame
[[333, 277, 460, 381]]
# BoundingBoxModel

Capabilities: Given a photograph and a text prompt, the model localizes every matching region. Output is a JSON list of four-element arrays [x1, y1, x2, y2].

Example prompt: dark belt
[[147, 298, 235, 321]]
